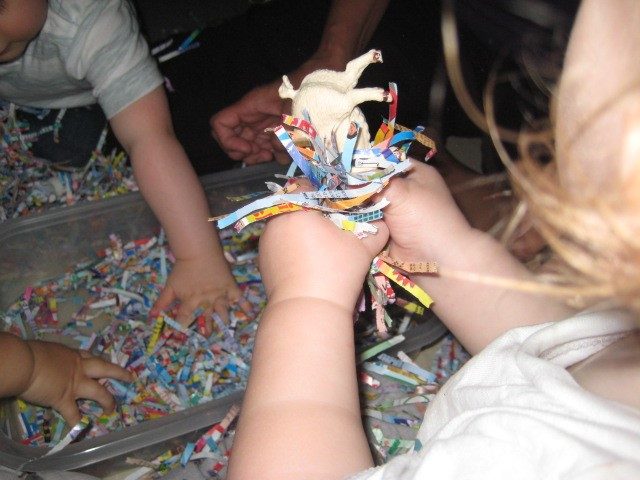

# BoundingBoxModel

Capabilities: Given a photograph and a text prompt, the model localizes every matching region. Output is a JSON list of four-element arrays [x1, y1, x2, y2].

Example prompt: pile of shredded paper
[[214, 83, 438, 334], [0, 103, 137, 221]]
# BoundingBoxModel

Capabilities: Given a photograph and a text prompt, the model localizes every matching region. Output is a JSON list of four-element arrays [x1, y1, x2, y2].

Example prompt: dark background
[[129, 0, 579, 176]]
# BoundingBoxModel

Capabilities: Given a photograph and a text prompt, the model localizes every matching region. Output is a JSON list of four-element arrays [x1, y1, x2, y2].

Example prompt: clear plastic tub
[[0, 163, 446, 475]]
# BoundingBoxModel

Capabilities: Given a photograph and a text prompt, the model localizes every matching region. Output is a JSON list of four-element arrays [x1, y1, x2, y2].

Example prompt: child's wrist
[[268, 282, 363, 313], [421, 228, 507, 273], [266, 293, 358, 322], [396, 221, 481, 261], [11, 337, 37, 397]]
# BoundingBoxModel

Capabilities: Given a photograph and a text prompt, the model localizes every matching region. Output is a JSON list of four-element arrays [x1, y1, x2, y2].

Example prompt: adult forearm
[[318, 0, 390, 63], [285, 0, 390, 86]]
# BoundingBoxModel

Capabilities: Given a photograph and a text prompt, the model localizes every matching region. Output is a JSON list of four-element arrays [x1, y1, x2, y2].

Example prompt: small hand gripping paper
[[212, 50, 437, 334]]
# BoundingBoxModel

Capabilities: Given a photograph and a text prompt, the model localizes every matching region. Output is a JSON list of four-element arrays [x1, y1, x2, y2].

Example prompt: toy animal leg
[[348, 87, 390, 107], [320, 107, 371, 152], [342, 49, 384, 89], [278, 75, 297, 100], [346, 108, 372, 149]]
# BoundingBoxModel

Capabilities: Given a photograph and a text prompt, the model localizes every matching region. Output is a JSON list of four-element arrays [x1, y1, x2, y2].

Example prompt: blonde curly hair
[[442, 0, 640, 315]]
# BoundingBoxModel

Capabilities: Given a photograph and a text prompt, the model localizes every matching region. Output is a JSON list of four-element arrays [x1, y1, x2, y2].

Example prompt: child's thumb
[[363, 221, 389, 258]]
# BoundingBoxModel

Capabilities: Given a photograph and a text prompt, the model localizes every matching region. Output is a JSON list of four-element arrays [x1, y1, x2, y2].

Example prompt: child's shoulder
[[45, 0, 133, 30]]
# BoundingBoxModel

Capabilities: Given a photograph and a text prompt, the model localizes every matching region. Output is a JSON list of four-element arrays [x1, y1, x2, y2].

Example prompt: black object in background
[[156, 0, 441, 175], [137, 0, 578, 176]]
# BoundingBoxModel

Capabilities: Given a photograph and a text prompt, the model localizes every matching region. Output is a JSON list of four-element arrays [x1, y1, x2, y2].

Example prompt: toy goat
[[278, 49, 391, 153]]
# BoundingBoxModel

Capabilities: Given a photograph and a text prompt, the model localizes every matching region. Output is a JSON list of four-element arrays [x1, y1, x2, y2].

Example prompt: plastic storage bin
[[0, 163, 446, 475]]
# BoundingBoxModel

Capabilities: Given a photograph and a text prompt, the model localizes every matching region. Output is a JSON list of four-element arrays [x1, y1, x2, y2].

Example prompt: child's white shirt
[[352, 309, 640, 479], [0, 0, 163, 119]]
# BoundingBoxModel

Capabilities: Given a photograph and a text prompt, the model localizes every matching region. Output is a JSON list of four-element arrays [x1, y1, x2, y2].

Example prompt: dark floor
[[132, 0, 252, 44]]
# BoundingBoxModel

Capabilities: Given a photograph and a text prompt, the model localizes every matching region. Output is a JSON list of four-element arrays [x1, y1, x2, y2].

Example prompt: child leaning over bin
[[228, 1, 640, 479], [0, 0, 239, 325]]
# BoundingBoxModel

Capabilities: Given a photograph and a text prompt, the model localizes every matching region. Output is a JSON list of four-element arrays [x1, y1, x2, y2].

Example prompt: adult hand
[[210, 54, 348, 166], [210, 82, 288, 165]]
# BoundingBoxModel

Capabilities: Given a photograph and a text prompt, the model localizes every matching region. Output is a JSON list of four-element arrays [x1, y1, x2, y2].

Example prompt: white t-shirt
[[0, 0, 163, 119], [351, 310, 640, 479]]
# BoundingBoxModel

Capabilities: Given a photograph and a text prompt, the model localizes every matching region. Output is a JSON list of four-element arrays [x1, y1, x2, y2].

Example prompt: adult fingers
[[210, 118, 253, 158], [209, 110, 238, 142], [215, 135, 253, 159], [273, 150, 292, 165], [267, 128, 290, 165], [244, 150, 275, 164], [238, 125, 258, 144]]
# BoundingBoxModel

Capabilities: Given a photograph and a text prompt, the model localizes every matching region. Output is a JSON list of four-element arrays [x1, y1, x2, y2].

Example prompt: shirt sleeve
[[65, 0, 164, 119], [348, 435, 538, 480]]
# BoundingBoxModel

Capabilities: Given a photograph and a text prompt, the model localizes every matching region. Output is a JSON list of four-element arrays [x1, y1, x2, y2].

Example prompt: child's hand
[[383, 160, 477, 264], [110, 87, 244, 328], [21, 340, 133, 425], [152, 254, 241, 327], [383, 160, 573, 353], [259, 209, 389, 310]]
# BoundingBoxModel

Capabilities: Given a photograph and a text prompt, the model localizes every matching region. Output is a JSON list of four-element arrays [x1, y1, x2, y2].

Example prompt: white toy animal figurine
[[278, 49, 391, 153]]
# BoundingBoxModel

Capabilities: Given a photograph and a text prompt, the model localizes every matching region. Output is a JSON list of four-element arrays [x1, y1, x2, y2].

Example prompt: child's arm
[[227, 211, 389, 480], [0, 333, 132, 425], [108, 86, 240, 326], [383, 161, 574, 354]]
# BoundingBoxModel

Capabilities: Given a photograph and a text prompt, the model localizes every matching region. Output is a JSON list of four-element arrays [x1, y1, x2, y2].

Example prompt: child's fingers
[[152, 285, 176, 316], [362, 220, 390, 257], [78, 349, 92, 359], [236, 296, 253, 316], [225, 283, 242, 304], [222, 280, 253, 315], [202, 316, 214, 338], [76, 380, 116, 415], [213, 298, 230, 325], [176, 295, 203, 327], [56, 400, 81, 427], [81, 357, 133, 383]]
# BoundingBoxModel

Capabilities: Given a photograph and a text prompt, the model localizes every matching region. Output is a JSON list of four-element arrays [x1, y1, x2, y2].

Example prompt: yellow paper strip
[[374, 257, 433, 308]]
